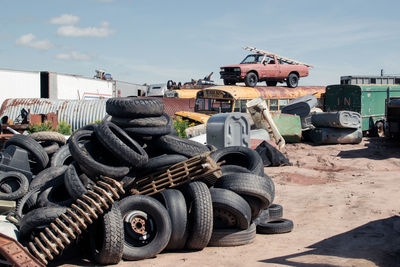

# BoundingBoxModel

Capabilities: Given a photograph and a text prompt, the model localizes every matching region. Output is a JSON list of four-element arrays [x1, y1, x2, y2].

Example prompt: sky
[[1, 0, 400, 86]]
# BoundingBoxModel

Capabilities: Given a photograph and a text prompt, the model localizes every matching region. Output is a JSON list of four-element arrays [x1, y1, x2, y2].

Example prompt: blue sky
[[2, 0, 400, 86]]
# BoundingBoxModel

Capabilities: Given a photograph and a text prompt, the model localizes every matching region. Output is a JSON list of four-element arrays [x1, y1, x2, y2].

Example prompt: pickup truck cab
[[220, 54, 309, 88]]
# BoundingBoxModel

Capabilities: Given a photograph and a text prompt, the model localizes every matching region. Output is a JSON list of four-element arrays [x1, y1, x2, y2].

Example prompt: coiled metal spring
[[27, 177, 124, 265]]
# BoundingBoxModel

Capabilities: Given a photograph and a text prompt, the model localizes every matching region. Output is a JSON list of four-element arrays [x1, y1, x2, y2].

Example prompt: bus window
[[278, 99, 289, 110], [234, 100, 240, 112], [270, 99, 278, 111], [240, 100, 247, 112]]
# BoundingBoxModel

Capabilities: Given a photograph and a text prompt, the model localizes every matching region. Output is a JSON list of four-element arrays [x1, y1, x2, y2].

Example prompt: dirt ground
[[61, 137, 400, 267]]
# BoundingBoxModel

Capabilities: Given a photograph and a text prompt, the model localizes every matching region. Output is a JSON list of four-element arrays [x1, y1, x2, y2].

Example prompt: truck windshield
[[241, 54, 263, 64], [195, 98, 233, 113]]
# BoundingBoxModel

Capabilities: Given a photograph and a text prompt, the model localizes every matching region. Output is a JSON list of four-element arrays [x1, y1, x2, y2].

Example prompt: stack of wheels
[[209, 146, 293, 243]]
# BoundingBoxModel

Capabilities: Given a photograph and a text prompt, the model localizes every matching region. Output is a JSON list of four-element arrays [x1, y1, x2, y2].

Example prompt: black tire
[[124, 125, 172, 137], [51, 145, 73, 167], [68, 130, 130, 178], [263, 173, 275, 203], [223, 79, 235, 85], [253, 208, 270, 225], [244, 72, 258, 87], [18, 206, 67, 239], [64, 163, 92, 200], [208, 223, 256, 247], [214, 173, 273, 210], [94, 121, 148, 167], [220, 165, 251, 176], [256, 218, 294, 234], [152, 135, 209, 158], [89, 203, 124, 265], [210, 146, 264, 176], [286, 73, 299, 88], [242, 195, 263, 220], [118, 195, 172, 261], [266, 81, 278, 86], [268, 204, 283, 219], [37, 175, 73, 207], [42, 141, 60, 155], [106, 97, 164, 118], [15, 188, 42, 220], [210, 188, 251, 230], [138, 154, 187, 174], [111, 113, 169, 128], [183, 181, 213, 250], [0, 171, 29, 200], [5, 134, 49, 174], [156, 189, 188, 250], [30, 131, 66, 145]]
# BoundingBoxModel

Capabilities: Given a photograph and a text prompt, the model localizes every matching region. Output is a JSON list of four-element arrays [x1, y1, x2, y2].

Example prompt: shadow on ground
[[337, 138, 400, 160], [259, 216, 400, 267]]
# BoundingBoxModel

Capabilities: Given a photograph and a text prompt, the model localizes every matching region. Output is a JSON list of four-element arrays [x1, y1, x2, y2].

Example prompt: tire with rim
[[286, 73, 299, 88], [90, 203, 124, 265], [152, 135, 209, 158], [208, 223, 256, 247], [156, 189, 188, 250], [210, 146, 264, 176], [68, 130, 130, 178], [0, 171, 29, 201], [106, 97, 164, 118], [256, 218, 293, 234], [5, 135, 49, 174], [210, 188, 251, 230], [94, 121, 148, 167], [183, 181, 213, 250], [244, 72, 258, 87], [118, 195, 172, 261]]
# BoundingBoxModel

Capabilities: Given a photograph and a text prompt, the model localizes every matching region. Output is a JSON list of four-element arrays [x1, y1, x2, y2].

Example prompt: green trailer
[[324, 84, 400, 134]]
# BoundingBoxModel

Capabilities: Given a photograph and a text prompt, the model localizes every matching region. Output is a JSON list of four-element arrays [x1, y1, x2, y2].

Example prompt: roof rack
[[244, 46, 314, 68]]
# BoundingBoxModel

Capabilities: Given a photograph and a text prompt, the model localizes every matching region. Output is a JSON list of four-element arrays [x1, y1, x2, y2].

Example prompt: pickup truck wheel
[[244, 73, 258, 87], [286, 73, 299, 88], [266, 81, 277, 86]]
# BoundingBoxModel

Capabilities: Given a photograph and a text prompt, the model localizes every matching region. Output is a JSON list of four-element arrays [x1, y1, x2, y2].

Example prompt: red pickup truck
[[220, 53, 310, 88]]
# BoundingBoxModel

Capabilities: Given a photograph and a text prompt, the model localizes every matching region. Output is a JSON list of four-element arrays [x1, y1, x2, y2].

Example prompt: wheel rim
[[290, 76, 298, 87], [124, 210, 156, 246], [214, 208, 238, 228]]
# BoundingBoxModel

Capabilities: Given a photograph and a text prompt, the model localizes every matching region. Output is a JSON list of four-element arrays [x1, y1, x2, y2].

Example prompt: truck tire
[[90, 203, 124, 265], [244, 72, 258, 87], [256, 218, 293, 234], [183, 181, 213, 250], [30, 131, 66, 146], [118, 195, 172, 261], [106, 97, 164, 118], [208, 223, 256, 247], [286, 73, 299, 88], [210, 188, 251, 230], [0, 171, 29, 201], [94, 121, 148, 167], [5, 135, 49, 174], [152, 135, 209, 158]]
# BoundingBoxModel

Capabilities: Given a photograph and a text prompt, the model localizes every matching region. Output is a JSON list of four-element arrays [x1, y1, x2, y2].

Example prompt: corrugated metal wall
[[0, 98, 107, 131]]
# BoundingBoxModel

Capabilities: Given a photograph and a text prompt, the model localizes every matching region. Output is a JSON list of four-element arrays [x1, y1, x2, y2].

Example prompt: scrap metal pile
[[0, 97, 293, 266]]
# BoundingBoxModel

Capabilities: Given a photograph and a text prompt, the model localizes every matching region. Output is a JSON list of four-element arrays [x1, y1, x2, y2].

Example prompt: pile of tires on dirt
[[0, 97, 293, 265]]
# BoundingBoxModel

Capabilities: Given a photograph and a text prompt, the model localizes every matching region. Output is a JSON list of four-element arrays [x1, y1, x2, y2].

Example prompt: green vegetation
[[173, 116, 195, 138], [27, 120, 72, 135]]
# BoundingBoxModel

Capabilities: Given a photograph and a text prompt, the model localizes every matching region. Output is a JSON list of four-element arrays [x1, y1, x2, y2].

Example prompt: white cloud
[[49, 14, 79, 25], [15, 33, 53, 50], [57, 22, 114, 37], [55, 51, 91, 61]]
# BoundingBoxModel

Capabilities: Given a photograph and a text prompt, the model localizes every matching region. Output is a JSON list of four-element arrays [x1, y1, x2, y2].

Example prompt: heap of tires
[[0, 97, 293, 266]]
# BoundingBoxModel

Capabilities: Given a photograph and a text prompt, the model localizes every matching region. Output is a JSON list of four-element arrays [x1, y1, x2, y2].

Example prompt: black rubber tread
[[183, 181, 213, 250], [5, 134, 49, 174], [209, 188, 251, 230], [0, 171, 29, 200], [36, 175, 73, 208], [139, 154, 188, 174], [18, 206, 67, 239], [286, 73, 299, 88], [210, 146, 264, 176], [15, 188, 42, 220], [253, 209, 270, 225], [90, 203, 124, 265], [221, 165, 251, 176], [111, 113, 169, 128], [152, 135, 209, 158], [106, 97, 164, 118], [267, 204, 283, 219], [263, 173, 275, 203], [208, 223, 256, 247], [30, 131, 66, 145], [242, 195, 263, 220], [124, 124, 172, 137], [118, 195, 172, 261], [68, 130, 130, 178], [214, 173, 273, 210], [51, 145, 73, 167], [42, 141, 60, 155], [64, 163, 89, 200], [244, 72, 258, 87], [256, 218, 294, 234], [157, 189, 188, 250], [94, 121, 148, 167], [78, 123, 98, 131]]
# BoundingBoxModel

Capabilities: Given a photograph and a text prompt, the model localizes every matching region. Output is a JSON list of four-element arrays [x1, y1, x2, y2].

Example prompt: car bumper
[[220, 71, 241, 80]]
